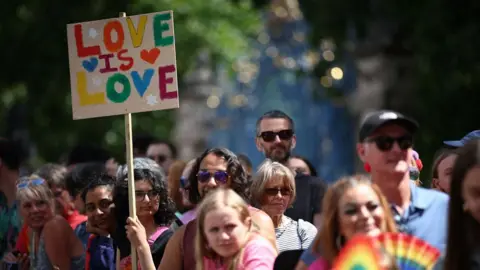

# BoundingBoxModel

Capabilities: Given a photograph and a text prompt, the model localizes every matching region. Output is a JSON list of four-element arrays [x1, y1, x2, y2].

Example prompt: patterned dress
[[0, 191, 21, 260]]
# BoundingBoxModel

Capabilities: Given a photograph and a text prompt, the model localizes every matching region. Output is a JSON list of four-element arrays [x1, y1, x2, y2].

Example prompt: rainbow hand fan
[[374, 232, 441, 270], [332, 235, 387, 270]]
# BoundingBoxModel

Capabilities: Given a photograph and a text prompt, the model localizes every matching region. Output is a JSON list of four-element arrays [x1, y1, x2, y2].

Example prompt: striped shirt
[[275, 215, 317, 253]]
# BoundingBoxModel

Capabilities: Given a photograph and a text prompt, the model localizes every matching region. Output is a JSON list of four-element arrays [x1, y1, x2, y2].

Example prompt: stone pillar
[[172, 51, 217, 160]]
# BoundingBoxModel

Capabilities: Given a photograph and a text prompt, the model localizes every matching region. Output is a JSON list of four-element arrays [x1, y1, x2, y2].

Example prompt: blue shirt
[[74, 221, 90, 248], [300, 182, 449, 265], [88, 236, 116, 270]]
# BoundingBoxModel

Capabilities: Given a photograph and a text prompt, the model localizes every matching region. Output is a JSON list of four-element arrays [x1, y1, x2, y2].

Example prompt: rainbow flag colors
[[332, 236, 386, 270], [332, 233, 441, 270], [375, 233, 441, 270]]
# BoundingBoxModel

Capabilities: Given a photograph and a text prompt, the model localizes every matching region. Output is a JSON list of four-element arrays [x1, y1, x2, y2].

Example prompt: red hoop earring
[[364, 163, 371, 173], [415, 159, 423, 171]]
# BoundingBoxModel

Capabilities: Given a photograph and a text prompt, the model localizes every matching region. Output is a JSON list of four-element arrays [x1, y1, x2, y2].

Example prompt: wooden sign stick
[[119, 11, 138, 270]]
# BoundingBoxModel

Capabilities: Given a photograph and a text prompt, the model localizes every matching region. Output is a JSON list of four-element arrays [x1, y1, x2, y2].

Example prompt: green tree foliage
[[0, 0, 261, 163]]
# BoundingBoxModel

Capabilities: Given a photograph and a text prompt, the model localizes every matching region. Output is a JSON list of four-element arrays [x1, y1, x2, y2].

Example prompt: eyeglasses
[[365, 135, 413, 152], [148, 155, 167, 163], [258, 129, 294, 142], [17, 178, 45, 189], [135, 190, 160, 202], [197, 170, 229, 184], [265, 187, 292, 196]]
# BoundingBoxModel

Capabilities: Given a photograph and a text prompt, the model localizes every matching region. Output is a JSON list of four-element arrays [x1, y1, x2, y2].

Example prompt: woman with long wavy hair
[[440, 140, 480, 270], [308, 174, 397, 269]]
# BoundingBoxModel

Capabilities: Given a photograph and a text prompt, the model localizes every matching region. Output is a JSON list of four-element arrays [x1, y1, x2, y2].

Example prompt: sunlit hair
[[431, 148, 458, 185], [167, 160, 187, 209], [16, 174, 54, 208], [312, 174, 397, 263], [444, 140, 480, 270], [195, 188, 252, 270], [250, 159, 296, 207], [35, 163, 67, 188]]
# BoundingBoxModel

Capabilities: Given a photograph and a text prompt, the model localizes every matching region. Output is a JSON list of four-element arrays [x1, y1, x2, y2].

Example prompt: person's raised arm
[[126, 217, 156, 270]]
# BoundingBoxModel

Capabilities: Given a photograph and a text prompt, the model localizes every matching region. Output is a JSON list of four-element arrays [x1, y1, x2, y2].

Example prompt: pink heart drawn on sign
[[140, 48, 161, 64]]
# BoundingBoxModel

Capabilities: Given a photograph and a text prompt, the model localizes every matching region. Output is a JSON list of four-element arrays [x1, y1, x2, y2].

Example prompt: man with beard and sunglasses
[[255, 110, 327, 226], [296, 110, 449, 270]]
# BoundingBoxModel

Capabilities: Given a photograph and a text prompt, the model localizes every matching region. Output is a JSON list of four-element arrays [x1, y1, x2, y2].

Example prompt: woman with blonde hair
[[16, 175, 85, 269], [250, 159, 317, 252], [308, 174, 397, 269], [195, 188, 276, 270]]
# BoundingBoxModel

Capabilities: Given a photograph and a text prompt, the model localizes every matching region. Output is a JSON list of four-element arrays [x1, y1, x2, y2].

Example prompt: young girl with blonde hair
[[195, 188, 276, 270]]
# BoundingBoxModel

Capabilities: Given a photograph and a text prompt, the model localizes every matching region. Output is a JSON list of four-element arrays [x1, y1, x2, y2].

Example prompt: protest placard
[[67, 10, 178, 120]]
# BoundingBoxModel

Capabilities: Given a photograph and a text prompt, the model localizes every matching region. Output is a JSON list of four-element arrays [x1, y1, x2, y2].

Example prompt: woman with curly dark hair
[[187, 148, 250, 205], [114, 158, 176, 269], [127, 147, 277, 270]]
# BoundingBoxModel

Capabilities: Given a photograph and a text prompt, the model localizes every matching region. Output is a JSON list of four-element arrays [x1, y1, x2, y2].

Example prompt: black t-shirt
[[284, 173, 327, 223]]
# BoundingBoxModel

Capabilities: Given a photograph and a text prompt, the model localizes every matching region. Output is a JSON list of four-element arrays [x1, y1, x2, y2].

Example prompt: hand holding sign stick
[[67, 10, 179, 270]]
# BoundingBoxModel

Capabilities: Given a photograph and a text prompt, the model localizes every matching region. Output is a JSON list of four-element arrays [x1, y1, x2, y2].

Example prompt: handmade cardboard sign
[[67, 11, 178, 119]]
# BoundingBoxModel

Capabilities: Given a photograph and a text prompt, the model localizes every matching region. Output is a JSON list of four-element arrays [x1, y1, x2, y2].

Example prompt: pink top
[[308, 258, 330, 270], [202, 235, 276, 270], [119, 226, 170, 270]]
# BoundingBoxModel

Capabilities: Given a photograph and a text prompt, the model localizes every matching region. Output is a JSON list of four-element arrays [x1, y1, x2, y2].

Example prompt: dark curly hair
[[188, 147, 249, 205], [113, 158, 176, 258], [80, 173, 116, 203]]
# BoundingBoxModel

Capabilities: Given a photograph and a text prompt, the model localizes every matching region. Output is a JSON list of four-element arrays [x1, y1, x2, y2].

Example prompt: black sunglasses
[[197, 170, 229, 184], [265, 187, 292, 196], [365, 135, 413, 152], [258, 129, 294, 142]]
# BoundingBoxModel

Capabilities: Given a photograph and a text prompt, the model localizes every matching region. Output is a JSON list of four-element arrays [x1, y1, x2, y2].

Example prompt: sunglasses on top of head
[[196, 170, 229, 184], [258, 129, 294, 142], [17, 178, 45, 189], [365, 135, 413, 152]]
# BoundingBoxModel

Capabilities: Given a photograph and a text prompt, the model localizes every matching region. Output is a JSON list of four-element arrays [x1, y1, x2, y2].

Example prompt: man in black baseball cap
[[356, 110, 448, 252], [358, 110, 419, 142], [298, 110, 447, 268]]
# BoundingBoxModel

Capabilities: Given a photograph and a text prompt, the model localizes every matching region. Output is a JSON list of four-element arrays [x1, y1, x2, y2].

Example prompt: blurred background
[[1, 0, 478, 185]]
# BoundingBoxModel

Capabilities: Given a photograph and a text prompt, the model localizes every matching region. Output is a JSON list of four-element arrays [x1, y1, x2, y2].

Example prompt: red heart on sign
[[140, 48, 160, 64]]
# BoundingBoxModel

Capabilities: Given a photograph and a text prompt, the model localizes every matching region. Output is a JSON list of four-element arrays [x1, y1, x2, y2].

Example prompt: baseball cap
[[443, 130, 480, 148], [358, 110, 419, 142]]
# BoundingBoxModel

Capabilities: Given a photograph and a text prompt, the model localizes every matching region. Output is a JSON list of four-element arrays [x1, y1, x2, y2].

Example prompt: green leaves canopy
[[0, 0, 261, 163]]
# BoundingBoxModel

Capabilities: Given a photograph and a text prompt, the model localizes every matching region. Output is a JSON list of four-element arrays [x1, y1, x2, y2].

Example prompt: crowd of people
[[0, 109, 478, 270]]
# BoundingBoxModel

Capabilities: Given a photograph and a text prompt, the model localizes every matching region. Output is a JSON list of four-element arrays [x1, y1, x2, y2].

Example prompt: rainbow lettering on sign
[[66, 11, 179, 119]]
